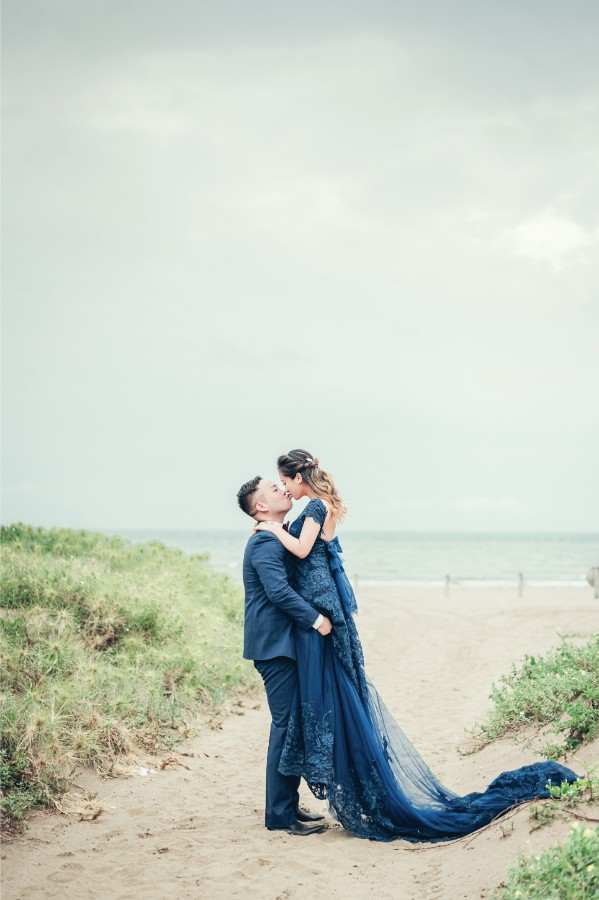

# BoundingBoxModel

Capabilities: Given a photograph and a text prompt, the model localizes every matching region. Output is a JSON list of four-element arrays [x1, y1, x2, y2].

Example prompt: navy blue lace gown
[[279, 499, 578, 842]]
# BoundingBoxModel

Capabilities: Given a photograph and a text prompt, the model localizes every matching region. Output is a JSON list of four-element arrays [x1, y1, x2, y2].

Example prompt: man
[[237, 475, 333, 836]]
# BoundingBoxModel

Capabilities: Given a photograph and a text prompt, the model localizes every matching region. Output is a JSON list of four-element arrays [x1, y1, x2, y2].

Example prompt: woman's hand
[[317, 616, 333, 636], [253, 521, 284, 534]]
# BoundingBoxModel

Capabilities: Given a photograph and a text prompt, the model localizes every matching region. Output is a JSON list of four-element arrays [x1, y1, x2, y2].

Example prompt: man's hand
[[317, 616, 333, 636]]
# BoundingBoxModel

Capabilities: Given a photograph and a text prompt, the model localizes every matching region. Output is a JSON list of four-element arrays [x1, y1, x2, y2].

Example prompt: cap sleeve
[[304, 498, 328, 527]]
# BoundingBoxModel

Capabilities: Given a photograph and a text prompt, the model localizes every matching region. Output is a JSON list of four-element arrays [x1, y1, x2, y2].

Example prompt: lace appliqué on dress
[[302, 498, 328, 529], [288, 501, 367, 703], [280, 701, 335, 786]]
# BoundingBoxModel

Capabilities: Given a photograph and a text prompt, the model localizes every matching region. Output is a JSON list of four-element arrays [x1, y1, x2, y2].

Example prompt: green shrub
[[529, 770, 599, 831], [497, 824, 599, 898], [468, 637, 599, 759]]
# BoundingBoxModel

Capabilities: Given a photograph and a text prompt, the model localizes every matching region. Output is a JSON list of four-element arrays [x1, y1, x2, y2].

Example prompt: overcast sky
[[2, 1, 598, 532]]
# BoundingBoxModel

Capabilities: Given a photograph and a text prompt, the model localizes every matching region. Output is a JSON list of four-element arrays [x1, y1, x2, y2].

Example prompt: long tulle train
[[280, 628, 578, 842]]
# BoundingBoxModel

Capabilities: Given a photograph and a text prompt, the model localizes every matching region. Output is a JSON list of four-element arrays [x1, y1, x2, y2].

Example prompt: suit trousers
[[254, 656, 301, 829]]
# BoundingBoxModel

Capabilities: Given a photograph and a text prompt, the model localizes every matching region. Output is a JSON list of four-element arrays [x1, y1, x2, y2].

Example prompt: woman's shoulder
[[304, 497, 329, 524]]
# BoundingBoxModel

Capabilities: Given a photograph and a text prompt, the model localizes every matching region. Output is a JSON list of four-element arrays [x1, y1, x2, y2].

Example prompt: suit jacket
[[242, 531, 320, 661]]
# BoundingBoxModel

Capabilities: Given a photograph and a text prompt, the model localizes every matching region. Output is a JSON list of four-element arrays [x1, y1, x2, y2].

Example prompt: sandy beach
[[2, 585, 598, 900]]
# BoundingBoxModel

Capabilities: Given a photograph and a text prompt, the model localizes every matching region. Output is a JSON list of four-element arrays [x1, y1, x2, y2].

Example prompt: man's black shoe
[[268, 821, 326, 836], [295, 808, 325, 823]]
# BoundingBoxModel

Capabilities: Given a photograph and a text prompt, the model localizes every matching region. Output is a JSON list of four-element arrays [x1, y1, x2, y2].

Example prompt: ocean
[[115, 529, 598, 587]]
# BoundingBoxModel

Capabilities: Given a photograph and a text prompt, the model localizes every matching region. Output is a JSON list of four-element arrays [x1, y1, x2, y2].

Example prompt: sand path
[[2, 586, 598, 899]]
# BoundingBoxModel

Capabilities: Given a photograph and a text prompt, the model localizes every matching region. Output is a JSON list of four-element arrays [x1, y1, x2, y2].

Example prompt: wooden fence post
[[586, 567, 598, 599]]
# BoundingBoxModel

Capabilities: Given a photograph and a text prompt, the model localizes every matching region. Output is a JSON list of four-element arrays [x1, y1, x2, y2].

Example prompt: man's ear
[[255, 500, 269, 513]]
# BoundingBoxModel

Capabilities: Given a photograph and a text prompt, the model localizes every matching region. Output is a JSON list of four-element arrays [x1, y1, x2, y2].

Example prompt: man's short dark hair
[[237, 476, 262, 518]]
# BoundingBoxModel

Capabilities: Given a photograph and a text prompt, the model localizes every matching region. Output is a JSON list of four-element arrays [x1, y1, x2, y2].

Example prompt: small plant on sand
[[464, 637, 599, 759], [495, 823, 599, 899], [1, 524, 259, 831], [528, 769, 599, 832]]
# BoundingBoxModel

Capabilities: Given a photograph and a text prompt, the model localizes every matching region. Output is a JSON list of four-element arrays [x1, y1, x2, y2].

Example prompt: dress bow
[[325, 536, 358, 617]]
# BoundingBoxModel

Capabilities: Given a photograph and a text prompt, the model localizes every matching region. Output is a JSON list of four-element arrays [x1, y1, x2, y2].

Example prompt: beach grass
[[0, 524, 258, 830], [496, 823, 599, 899], [467, 637, 599, 760]]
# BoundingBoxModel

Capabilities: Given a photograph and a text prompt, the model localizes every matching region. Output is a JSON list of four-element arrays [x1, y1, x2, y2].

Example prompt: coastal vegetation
[[496, 824, 599, 899], [528, 770, 599, 831], [0, 524, 258, 830], [476, 639, 599, 899], [467, 637, 599, 760]]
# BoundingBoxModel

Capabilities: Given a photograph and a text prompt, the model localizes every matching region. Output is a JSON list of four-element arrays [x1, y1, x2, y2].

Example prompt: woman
[[254, 449, 578, 842]]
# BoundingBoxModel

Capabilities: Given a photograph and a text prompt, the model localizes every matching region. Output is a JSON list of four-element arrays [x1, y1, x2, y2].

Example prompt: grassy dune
[[0, 524, 258, 829], [469, 637, 599, 760]]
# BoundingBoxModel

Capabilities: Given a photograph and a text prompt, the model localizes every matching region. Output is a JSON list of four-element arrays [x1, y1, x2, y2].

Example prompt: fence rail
[[350, 570, 599, 599]]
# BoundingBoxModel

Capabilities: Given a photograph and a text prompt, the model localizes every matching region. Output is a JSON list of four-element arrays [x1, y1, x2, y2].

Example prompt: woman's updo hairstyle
[[277, 449, 347, 522]]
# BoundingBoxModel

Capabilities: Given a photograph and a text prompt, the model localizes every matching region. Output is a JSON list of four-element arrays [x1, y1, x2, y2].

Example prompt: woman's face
[[279, 471, 304, 501]]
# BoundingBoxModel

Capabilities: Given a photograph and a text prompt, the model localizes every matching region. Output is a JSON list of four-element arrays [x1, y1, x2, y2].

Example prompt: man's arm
[[252, 535, 331, 632]]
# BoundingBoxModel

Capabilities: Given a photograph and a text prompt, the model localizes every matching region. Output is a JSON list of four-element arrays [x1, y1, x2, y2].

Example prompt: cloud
[[496, 210, 599, 270], [451, 498, 527, 513], [89, 108, 188, 138], [1, 482, 36, 494], [464, 208, 490, 224]]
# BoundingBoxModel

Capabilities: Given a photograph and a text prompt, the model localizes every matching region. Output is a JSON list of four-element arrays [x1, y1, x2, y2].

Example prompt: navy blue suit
[[242, 532, 320, 828]]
